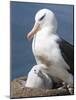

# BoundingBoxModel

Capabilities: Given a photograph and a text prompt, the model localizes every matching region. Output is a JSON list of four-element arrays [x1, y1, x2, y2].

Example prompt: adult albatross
[[26, 9, 74, 89]]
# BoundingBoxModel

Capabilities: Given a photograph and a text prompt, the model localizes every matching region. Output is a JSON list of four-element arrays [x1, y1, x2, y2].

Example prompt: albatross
[[26, 9, 74, 89], [25, 64, 52, 89]]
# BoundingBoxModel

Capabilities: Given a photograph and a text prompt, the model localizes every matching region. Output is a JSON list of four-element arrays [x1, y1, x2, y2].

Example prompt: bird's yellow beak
[[27, 22, 40, 40]]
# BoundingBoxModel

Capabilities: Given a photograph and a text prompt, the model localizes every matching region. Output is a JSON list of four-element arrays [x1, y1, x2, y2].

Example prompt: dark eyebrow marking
[[39, 14, 46, 21]]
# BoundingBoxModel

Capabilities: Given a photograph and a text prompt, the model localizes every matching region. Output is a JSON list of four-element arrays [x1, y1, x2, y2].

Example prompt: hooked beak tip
[[26, 22, 40, 40], [27, 32, 33, 40]]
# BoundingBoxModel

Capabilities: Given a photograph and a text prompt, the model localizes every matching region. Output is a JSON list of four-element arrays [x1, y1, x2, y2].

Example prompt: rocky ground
[[10, 76, 72, 99]]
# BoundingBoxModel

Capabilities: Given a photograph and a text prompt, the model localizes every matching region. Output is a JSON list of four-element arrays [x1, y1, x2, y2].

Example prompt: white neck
[[36, 26, 56, 38]]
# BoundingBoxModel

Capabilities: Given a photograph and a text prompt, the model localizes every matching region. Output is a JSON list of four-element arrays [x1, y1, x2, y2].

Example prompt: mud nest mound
[[10, 76, 72, 99]]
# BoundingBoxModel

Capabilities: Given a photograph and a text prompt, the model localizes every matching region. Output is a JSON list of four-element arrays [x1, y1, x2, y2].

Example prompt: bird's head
[[27, 8, 57, 40], [31, 64, 48, 75]]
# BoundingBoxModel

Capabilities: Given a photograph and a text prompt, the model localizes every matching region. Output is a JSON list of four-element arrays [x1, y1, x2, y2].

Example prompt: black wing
[[57, 38, 74, 75]]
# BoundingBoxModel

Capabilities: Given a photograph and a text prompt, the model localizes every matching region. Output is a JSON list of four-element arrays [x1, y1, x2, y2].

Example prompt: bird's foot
[[57, 82, 74, 94], [57, 82, 67, 90], [67, 85, 74, 95]]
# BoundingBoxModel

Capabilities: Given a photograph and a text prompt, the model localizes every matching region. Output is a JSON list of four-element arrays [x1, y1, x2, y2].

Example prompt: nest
[[10, 76, 73, 99]]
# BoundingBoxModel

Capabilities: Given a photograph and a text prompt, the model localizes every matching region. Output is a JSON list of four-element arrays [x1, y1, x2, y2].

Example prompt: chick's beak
[[27, 22, 40, 40]]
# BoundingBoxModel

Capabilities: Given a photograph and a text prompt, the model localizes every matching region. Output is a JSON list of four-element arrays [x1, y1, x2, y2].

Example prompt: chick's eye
[[39, 14, 46, 21]]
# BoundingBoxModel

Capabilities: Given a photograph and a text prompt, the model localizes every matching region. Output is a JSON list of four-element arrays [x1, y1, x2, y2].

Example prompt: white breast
[[32, 29, 61, 64]]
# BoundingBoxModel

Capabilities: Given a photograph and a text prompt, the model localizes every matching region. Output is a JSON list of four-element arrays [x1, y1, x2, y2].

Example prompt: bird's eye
[[39, 14, 46, 21]]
